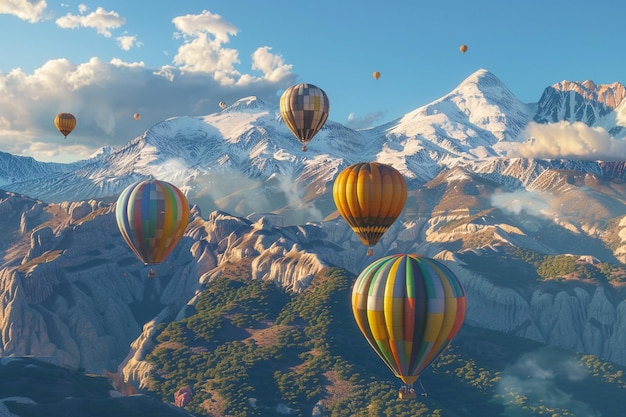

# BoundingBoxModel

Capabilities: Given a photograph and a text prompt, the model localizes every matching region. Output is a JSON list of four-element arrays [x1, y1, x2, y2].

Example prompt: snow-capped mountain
[[1, 68, 625, 225], [534, 79, 626, 127]]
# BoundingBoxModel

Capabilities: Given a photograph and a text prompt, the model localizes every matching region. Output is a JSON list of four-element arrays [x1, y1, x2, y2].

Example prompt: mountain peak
[[454, 69, 509, 95], [223, 96, 276, 113], [551, 79, 626, 109]]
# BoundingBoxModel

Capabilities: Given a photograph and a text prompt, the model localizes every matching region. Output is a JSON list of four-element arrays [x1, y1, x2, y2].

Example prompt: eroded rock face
[[455, 263, 626, 366], [0, 204, 342, 374], [2, 194, 626, 394]]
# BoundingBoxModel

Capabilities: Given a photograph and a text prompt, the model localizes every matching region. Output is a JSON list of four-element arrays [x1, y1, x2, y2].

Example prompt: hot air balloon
[[333, 162, 407, 256], [134, 113, 141, 121], [115, 179, 190, 267], [459, 44, 468, 54], [54, 113, 76, 139], [352, 254, 466, 399], [373, 71, 381, 80], [279, 83, 329, 151], [219, 101, 227, 109]]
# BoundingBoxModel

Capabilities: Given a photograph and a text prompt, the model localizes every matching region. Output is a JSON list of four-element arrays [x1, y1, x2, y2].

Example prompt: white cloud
[[0, 55, 294, 162], [0, 0, 47, 23], [171, 10, 240, 78], [345, 112, 384, 129], [172, 9, 237, 41], [250, 47, 293, 83], [173, 32, 241, 76], [490, 189, 552, 217], [169, 10, 294, 88], [56, 6, 126, 37], [511, 121, 626, 161], [77, 3, 87, 14], [110, 58, 144, 68], [116, 34, 141, 51], [494, 348, 597, 416]]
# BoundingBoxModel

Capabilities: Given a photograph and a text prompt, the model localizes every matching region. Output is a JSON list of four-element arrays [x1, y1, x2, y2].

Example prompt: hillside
[[0, 356, 195, 417], [137, 267, 626, 417]]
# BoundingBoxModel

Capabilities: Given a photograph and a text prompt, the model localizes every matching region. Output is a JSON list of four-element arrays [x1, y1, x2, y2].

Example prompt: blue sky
[[1, 0, 626, 162]]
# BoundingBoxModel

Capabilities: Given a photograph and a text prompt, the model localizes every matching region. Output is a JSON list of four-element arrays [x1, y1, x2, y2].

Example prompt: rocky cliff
[[0, 188, 625, 389]]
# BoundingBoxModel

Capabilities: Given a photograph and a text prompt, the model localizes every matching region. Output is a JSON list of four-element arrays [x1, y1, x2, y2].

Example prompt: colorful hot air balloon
[[115, 179, 190, 266], [333, 162, 407, 256], [219, 101, 227, 109], [373, 71, 381, 80], [460, 44, 468, 54], [279, 83, 329, 151], [352, 254, 466, 399], [134, 113, 141, 121], [54, 113, 76, 139]]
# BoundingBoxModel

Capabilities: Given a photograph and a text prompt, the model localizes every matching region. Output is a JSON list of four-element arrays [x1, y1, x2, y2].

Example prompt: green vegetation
[[143, 264, 626, 416], [516, 248, 626, 283]]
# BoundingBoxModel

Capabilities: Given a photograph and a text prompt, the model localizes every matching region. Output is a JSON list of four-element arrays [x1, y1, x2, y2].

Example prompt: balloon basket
[[398, 385, 416, 400], [366, 248, 374, 256]]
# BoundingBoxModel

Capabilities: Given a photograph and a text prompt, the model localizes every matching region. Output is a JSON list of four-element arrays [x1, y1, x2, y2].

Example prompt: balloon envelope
[[219, 101, 227, 109], [460, 44, 468, 53], [279, 83, 329, 151], [115, 179, 190, 265], [134, 113, 140, 120], [352, 254, 466, 385], [333, 162, 407, 254], [373, 71, 381, 80], [54, 113, 76, 138]]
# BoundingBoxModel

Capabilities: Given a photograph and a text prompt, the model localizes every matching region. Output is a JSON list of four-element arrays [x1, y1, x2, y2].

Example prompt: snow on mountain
[[534, 79, 626, 126], [2, 68, 626, 224], [372, 70, 534, 150], [0, 151, 82, 188]]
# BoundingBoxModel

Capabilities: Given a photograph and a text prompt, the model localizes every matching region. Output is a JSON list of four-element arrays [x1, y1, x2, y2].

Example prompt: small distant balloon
[[54, 113, 76, 139], [219, 101, 227, 109], [134, 113, 140, 121], [460, 44, 468, 54], [373, 71, 381, 80]]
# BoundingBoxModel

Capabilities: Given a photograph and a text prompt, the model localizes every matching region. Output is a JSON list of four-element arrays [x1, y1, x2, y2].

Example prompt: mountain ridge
[[0, 68, 623, 230]]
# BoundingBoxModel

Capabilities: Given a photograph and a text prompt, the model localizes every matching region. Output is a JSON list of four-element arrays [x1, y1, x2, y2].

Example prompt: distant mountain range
[[2, 68, 626, 225]]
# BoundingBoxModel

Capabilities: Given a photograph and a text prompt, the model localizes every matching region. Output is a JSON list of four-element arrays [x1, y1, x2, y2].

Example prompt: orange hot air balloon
[[134, 113, 141, 121], [333, 162, 407, 256], [459, 44, 468, 54], [352, 254, 466, 399], [54, 113, 76, 139], [373, 71, 381, 80], [280, 83, 330, 151]]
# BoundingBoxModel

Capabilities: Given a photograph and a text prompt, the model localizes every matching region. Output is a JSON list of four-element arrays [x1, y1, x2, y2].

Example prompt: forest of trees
[[142, 262, 626, 417]]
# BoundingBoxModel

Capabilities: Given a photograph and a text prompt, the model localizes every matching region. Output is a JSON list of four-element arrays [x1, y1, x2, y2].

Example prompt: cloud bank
[[0, 0, 47, 23], [490, 189, 552, 217], [511, 121, 626, 161], [0, 9, 296, 162], [494, 348, 599, 417]]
